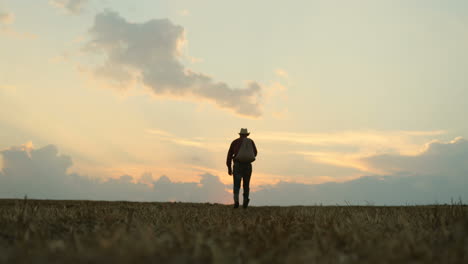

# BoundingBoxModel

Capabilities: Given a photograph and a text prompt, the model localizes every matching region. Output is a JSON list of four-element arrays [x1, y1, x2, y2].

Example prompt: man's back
[[226, 137, 258, 168]]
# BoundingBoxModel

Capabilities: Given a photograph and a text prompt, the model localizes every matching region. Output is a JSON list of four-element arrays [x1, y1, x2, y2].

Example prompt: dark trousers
[[233, 161, 252, 203]]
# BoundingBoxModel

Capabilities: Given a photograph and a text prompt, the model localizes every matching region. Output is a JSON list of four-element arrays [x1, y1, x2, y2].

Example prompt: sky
[[1, 0, 467, 205]]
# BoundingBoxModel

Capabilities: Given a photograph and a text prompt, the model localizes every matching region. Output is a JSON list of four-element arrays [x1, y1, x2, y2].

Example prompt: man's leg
[[242, 163, 252, 208], [232, 162, 241, 208]]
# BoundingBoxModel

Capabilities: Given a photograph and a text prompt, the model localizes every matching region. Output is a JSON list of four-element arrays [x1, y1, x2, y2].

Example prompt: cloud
[[254, 137, 468, 205], [0, 10, 14, 25], [50, 0, 88, 15], [258, 130, 446, 150], [151, 173, 230, 202], [0, 144, 73, 199], [361, 137, 468, 175], [83, 11, 262, 118], [256, 129, 448, 174], [254, 173, 467, 206], [1, 138, 466, 205], [0, 143, 231, 203]]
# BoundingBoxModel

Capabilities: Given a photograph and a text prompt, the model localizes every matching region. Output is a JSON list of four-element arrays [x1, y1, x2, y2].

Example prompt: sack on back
[[235, 138, 256, 163]]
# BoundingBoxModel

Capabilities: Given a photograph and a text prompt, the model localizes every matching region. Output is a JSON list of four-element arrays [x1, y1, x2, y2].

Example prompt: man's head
[[239, 128, 250, 137]]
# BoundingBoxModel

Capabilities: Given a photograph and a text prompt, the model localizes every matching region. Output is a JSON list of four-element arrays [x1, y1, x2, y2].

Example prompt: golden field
[[0, 199, 467, 263]]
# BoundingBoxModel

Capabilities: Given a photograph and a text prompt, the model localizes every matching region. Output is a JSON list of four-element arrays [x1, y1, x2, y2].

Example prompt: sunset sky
[[1, 0, 467, 204]]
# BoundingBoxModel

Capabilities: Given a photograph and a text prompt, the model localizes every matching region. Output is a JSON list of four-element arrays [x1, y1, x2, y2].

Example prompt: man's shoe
[[234, 202, 239, 209], [243, 199, 250, 209]]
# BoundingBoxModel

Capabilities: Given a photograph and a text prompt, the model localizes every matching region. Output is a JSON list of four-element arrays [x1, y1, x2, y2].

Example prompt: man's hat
[[239, 128, 250, 135]]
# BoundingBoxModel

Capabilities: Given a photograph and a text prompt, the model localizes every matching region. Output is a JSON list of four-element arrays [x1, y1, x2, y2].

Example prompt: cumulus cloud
[[83, 11, 262, 117], [50, 0, 88, 15], [1, 138, 467, 205], [0, 144, 230, 203], [255, 138, 468, 205], [0, 144, 73, 199], [362, 137, 468, 175], [255, 173, 467, 206]]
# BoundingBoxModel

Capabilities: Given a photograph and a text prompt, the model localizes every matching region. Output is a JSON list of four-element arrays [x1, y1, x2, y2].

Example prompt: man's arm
[[252, 139, 258, 157], [226, 141, 235, 174]]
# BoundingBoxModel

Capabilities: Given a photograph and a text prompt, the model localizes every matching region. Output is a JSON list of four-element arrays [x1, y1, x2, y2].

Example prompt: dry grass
[[0, 198, 467, 263]]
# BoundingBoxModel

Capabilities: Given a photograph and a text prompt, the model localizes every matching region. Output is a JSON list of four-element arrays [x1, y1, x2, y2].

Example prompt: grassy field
[[0, 199, 467, 263]]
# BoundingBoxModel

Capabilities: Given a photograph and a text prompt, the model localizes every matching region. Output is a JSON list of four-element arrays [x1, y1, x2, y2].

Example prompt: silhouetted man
[[227, 128, 258, 209]]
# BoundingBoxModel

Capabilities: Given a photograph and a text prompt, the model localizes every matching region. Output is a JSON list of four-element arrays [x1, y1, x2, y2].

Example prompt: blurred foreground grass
[[0, 199, 467, 263]]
